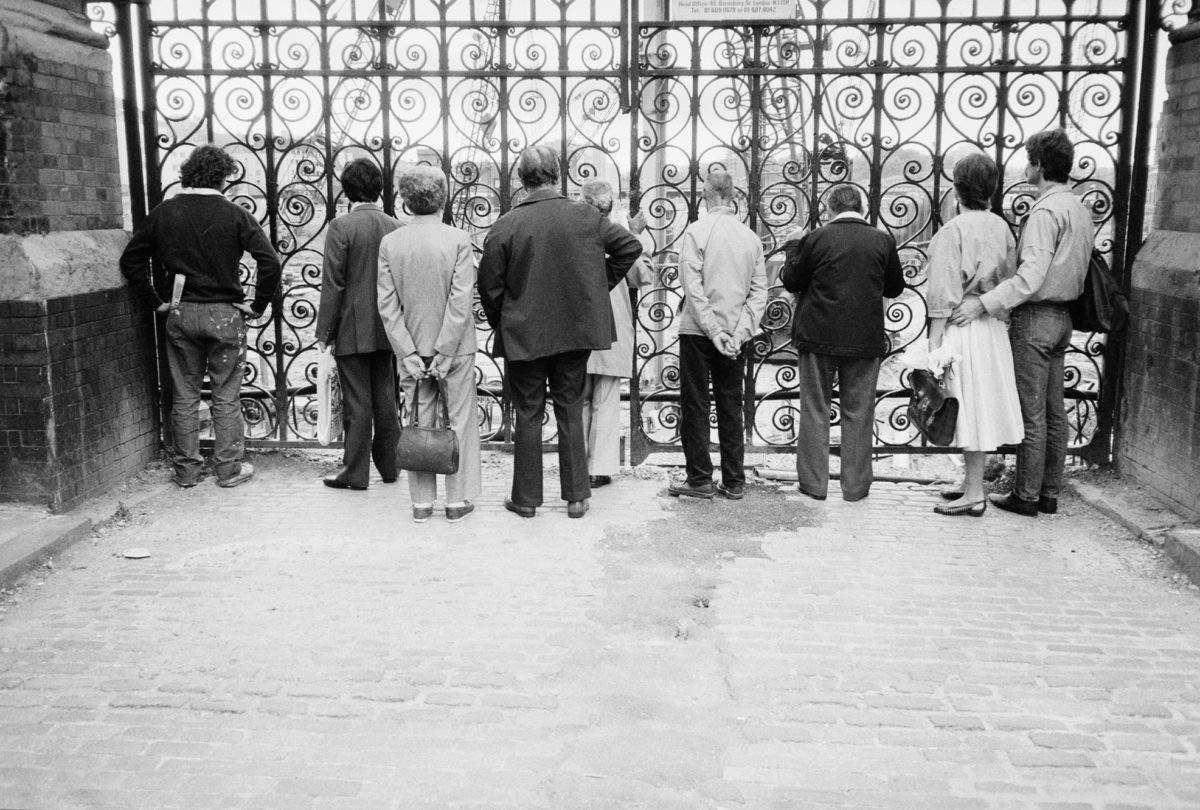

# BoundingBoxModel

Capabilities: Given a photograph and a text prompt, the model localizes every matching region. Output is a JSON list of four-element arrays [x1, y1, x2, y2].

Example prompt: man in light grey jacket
[[668, 171, 767, 500]]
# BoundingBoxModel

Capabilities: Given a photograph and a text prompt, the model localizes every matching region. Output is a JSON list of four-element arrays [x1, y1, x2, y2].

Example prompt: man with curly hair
[[120, 144, 281, 489]]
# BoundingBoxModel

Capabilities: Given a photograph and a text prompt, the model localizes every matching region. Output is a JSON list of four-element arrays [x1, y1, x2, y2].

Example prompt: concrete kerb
[[1067, 478, 1200, 588], [0, 475, 174, 591]]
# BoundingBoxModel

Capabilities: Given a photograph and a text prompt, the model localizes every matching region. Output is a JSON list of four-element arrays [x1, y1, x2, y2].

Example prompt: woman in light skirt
[[926, 153, 1025, 516]]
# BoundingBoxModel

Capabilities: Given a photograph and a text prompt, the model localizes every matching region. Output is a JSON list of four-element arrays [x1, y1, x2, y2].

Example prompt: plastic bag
[[316, 346, 343, 446]]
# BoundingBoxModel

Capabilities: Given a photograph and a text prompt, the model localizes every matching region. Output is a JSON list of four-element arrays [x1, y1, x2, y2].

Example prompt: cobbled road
[[1, 452, 1198, 809]]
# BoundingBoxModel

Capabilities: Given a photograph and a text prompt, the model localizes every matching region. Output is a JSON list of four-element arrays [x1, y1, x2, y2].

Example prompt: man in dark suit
[[315, 159, 404, 490], [478, 145, 643, 518], [780, 185, 906, 501]]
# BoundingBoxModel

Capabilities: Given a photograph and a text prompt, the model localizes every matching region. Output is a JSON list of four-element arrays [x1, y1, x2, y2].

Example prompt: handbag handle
[[409, 376, 452, 429]]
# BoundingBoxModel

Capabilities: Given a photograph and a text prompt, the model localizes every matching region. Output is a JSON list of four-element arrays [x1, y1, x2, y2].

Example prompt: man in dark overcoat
[[780, 185, 906, 501], [478, 145, 643, 518]]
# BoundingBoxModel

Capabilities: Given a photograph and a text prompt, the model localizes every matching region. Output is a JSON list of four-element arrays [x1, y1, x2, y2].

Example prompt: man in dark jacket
[[478, 145, 643, 518], [120, 144, 281, 488], [780, 185, 905, 501], [315, 158, 404, 491]]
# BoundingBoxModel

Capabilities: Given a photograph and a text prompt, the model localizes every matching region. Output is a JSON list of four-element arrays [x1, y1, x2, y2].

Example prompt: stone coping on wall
[[0, 230, 129, 301]]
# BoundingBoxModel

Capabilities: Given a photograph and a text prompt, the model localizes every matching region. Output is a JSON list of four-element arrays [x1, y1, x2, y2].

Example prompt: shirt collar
[[1036, 183, 1073, 201], [181, 187, 224, 196], [517, 186, 564, 205], [831, 210, 867, 222], [410, 213, 442, 224], [350, 201, 382, 212]]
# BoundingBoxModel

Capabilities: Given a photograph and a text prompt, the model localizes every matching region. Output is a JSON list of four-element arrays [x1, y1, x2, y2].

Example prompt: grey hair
[[704, 170, 734, 202], [516, 144, 560, 189], [581, 180, 614, 215], [828, 185, 864, 215], [398, 165, 447, 215]]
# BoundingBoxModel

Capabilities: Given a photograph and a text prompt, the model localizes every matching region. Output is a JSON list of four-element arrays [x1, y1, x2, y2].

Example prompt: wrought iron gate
[[92, 0, 1169, 464]]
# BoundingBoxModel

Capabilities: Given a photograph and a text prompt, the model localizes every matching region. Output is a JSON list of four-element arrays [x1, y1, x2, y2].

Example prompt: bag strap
[[436, 378, 451, 429]]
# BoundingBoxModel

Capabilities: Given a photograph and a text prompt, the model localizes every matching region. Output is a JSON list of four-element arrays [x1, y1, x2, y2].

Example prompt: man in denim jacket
[[951, 128, 1091, 516]]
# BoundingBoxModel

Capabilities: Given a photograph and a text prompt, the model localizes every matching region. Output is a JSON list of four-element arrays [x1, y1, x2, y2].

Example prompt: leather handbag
[[907, 368, 959, 447], [397, 378, 460, 475]]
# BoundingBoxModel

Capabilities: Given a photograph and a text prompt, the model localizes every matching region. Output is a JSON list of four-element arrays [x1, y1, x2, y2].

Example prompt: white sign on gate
[[672, 0, 797, 21]]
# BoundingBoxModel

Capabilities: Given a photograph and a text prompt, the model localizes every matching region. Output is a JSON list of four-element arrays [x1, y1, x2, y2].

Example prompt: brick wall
[[1118, 24, 1200, 521], [0, 287, 158, 511], [0, 16, 123, 234]]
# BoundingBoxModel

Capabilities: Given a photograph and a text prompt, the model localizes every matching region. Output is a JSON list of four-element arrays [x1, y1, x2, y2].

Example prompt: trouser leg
[[585, 374, 622, 477], [678, 334, 715, 488], [400, 374, 437, 505], [442, 354, 482, 504], [369, 350, 400, 482], [795, 351, 833, 498], [836, 355, 881, 499], [201, 303, 247, 481], [164, 307, 206, 483], [1041, 315, 1073, 500], [547, 350, 591, 502], [710, 347, 746, 488], [1010, 308, 1051, 503], [507, 358, 548, 507], [335, 353, 373, 488]]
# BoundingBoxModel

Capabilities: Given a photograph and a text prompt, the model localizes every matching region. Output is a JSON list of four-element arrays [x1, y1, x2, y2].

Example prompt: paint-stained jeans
[[165, 302, 248, 483], [1008, 301, 1073, 503]]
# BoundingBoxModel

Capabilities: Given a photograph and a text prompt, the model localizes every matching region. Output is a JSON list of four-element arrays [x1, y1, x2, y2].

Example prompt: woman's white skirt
[[943, 317, 1024, 452]]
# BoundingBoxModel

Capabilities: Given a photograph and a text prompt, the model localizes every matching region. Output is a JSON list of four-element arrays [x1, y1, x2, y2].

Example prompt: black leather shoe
[[716, 482, 744, 500], [794, 485, 827, 501], [324, 474, 366, 491], [589, 475, 612, 488], [567, 499, 589, 518], [1038, 496, 1058, 514], [939, 487, 964, 500], [933, 500, 987, 517], [990, 492, 1037, 517], [504, 498, 536, 518], [381, 475, 398, 484], [668, 481, 715, 499]]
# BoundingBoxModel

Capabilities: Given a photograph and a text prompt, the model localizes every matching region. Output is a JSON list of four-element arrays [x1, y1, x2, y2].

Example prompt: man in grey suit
[[478, 145, 643, 519], [315, 159, 404, 490]]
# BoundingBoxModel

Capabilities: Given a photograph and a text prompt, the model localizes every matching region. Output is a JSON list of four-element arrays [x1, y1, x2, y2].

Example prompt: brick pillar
[[1119, 4, 1200, 519], [0, 1, 158, 510]]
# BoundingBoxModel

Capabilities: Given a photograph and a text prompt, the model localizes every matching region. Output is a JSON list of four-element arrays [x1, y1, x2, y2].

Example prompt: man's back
[[478, 190, 641, 361], [781, 218, 905, 358]]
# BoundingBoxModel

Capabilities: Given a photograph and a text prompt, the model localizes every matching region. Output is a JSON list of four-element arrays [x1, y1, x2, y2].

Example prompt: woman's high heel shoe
[[933, 500, 987, 517]]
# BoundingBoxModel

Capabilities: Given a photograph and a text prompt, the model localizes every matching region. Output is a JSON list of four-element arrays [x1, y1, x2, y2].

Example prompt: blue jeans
[[164, 302, 248, 483], [1008, 302, 1073, 503]]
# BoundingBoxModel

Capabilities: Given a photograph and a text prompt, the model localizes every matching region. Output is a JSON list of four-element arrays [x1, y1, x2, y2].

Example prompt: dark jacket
[[119, 192, 282, 315], [315, 204, 404, 356], [477, 188, 643, 361], [780, 217, 906, 358]]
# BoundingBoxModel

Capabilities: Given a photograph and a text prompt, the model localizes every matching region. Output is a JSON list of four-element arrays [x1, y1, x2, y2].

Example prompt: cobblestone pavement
[[1, 451, 1198, 809]]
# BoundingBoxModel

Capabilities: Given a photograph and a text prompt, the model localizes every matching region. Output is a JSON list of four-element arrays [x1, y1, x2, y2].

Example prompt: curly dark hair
[[340, 158, 383, 203], [953, 153, 998, 211], [180, 145, 237, 190]]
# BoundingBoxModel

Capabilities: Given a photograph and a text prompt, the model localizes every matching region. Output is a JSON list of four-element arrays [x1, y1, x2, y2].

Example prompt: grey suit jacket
[[316, 204, 405, 355], [377, 214, 477, 359]]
